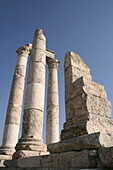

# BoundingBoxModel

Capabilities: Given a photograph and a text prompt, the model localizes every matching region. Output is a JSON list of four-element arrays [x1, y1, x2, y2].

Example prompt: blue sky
[[0, 0, 113, 145]]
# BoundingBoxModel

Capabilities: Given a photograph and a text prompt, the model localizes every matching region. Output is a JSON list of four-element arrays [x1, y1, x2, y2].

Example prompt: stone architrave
[[13, 29, 47, 158], [46, 57, 60, 145], [60, 51, 113, 147], [0, 44, 32, 156]]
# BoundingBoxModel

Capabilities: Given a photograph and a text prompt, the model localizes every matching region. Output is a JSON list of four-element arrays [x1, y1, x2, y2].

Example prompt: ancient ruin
[[0, 29, 113, 169]]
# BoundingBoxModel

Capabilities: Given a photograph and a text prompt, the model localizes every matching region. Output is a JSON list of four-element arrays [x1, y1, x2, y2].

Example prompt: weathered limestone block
[[64, 51, 92, 87], [65, 77, 107, 103], [46, 49, 55, 59], [61, 112, 113, 145], [47, 133, 101, 154], [65, 93, 111, 121], [13, 29, 46, 159], [0, 44, 32, 160], [61, 51, 113, 147], [98, 147, 113, 168], [9, 151, 90, 168], [46, 57, 60, 145]]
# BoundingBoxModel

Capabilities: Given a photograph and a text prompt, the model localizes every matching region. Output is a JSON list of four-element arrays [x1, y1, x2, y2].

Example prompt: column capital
[[16, 44, 32, 56], [47, 57, 60, 70]]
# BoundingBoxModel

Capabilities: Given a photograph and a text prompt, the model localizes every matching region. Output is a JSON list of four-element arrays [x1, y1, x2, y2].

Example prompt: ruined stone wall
[[61, 51, 113, 147]]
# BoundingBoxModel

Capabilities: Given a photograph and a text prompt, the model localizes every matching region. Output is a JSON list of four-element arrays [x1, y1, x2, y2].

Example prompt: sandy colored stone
[[8, 88, 23, 106], [46, 49, 55, 59], [65, 93, 111, 121], [15, 138, 44, 152], [47, 82, 58, 93], [2, 124, 19, 149], [27, 61, 45, 85], [47, 92, 59, 106], [24, 83, 45, 111], [11, 150, 90, 168], [63, 51, 113, 144], [13, 150, 42, 159], [0, 146, 14, 155], [17, 56, 27, 67], [0, 44, 31, 159], [64, 51, 90, 72], [47, 133, 101, 154], [14, 65, 26, 77], [33, 37, 46, 49], [87, 114, 113, 147], [65, 77, 107, 103], [11, 76, 25, 91], [65, 66, 92, 87], [61, 120, 88, 140], [13, 29, 46, 158], [31, 48, 46, 66], [64, 51, 92, 87], [61, 113, 113, 146], [22, 109, 43, 139], [46, 58, 60, 145], [0, 155, 12, 167], [5, 105, 21, 125]]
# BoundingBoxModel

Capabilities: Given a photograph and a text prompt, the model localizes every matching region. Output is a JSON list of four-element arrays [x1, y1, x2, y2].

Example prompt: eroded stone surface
[[48, 133, 101, 154], [13, 29, 47, 159], [22, 109, 43, 139], [27, 61, 45, 85], [98, 147, 113, 168], [61, 51, 113, 147], [9, 151, 90, 168], [65, 77, 107, 103], [46, 58, 60, 145], [0, 44, 32, 159]]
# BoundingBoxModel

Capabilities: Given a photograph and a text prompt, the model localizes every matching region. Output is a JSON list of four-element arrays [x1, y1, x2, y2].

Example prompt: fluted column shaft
[[46, 58, 60, 145], [0, 44, 31, 155], [15, 29, 46, 155]]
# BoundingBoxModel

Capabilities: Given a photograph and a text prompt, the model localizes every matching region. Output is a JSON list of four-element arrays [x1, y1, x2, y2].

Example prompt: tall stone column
[[46, 57, 60, 145], [0, 44, 32, 157], [14, 29, 46, 158]]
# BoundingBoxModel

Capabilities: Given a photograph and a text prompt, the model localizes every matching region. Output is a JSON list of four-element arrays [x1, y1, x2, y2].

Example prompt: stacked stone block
[[61, 51, 113, 146]]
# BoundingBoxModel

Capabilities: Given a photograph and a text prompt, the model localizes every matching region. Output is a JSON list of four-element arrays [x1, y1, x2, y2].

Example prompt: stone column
[[0, 44, 32, 156], [14, 29, 46, 158], [46, 57, 60, 145]]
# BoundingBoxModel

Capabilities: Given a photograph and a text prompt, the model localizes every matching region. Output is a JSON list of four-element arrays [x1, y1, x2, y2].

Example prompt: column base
[[0, 146, 15, 156], [13, 137, 49, 159], [0, 146, 14, 167], [13, 149, 49, 159], [0, 155, 12, 167]]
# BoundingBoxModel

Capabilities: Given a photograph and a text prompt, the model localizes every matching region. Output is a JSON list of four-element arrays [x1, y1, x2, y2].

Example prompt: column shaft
[[46, 58, 60, 145], [0, 44, 32, 155], [14, 29, 46, 157]]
